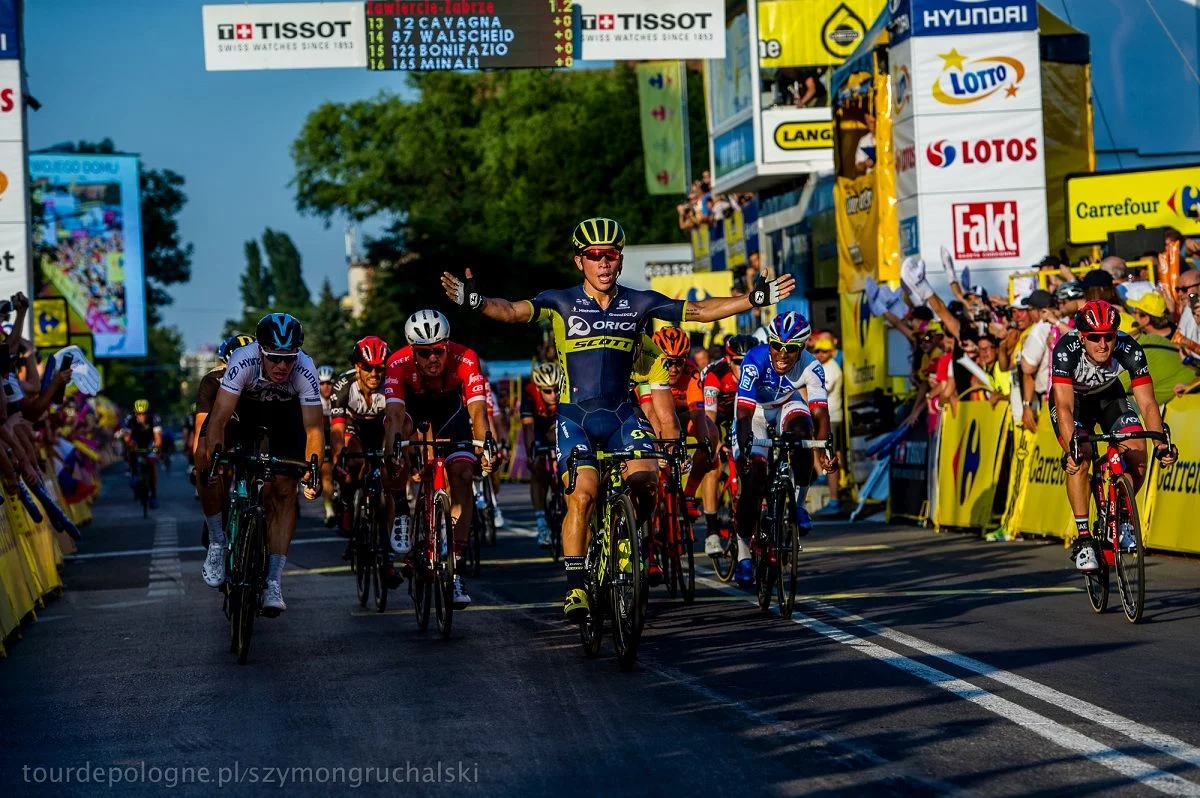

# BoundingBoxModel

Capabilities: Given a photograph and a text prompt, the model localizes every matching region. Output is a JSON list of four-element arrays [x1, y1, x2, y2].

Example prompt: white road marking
[[146, 516, 183, 598], [698, 574, 1200, 796], [65, 536, 344, 561]]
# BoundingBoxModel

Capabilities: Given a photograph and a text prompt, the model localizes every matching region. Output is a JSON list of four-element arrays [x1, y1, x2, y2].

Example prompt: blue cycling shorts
[[554, 400, 655, 479]]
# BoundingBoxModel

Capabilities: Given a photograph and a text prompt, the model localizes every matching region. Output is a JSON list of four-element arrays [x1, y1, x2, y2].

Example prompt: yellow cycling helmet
[[133, 399, 150, 414], [571, 217, 626, 253]]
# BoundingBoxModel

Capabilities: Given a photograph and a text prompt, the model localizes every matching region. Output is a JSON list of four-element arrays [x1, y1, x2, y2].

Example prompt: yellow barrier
[[0, 480, 68, 655], [934, 402, 1011, 529], [1141, 395, 1200, 554], [1002, 408, 1076, 540]]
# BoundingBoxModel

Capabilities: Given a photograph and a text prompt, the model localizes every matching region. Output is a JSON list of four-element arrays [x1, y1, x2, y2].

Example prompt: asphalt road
[[3, 463, 1200, 797]]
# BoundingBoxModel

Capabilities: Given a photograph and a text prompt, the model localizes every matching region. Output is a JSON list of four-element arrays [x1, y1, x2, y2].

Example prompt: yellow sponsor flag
[[934, 402, 1010, 529], [839, 291, 886, 396], [652, 272, 738, 341], [1142, 395, 1200, 554], [636, 61, 688, 196], [758, 0, 883, 68], [835, 171, 878, 293]]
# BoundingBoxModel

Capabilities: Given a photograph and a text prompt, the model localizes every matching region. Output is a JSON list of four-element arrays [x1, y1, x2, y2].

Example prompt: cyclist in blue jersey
[[733, 312, 836, 585], [442, 216, 794, 621]]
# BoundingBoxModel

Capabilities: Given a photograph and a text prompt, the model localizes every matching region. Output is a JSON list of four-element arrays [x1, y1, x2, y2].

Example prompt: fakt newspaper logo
[[952, 201, 1019, 260], [1167, 185, 1200, 220], [952, 418, 982, 504], [926, 136, 1037, 168], [931, 47, 1025, 106]]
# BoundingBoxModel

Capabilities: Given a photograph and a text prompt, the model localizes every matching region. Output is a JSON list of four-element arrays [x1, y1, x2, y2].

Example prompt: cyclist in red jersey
[[700, 333, 756, 553], [383, 309, 492, 608], [523, 361, 563, 547]]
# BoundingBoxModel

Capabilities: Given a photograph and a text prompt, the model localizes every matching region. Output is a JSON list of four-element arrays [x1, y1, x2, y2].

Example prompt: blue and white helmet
[[768, 312, 812, 345], [256, 313, 304, 352]]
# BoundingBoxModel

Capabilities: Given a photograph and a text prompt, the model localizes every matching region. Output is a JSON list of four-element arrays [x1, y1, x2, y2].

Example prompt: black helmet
[[255, 313, 304, 352], [218, 332, 255, 364], [1054, 281, 1085, 302], [724, 334, 758, 358]]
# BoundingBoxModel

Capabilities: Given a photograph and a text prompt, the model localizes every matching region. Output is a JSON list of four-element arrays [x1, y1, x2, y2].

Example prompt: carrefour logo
[[856, 291, 870, 347], [892, 64, 911, 114], [952, 419, 982, 504], [926, 140, 957, 168], [931, 48, 1025, 106], [1167, 185, 1200, 220]]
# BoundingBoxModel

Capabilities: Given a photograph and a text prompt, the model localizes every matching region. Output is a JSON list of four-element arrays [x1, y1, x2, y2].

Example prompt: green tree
[[100, 324, 187, 422], [290, 66, 708, 357], [239, 239, 273, 313], [304, 278, 356, 369], [262, 227, 310, 309]]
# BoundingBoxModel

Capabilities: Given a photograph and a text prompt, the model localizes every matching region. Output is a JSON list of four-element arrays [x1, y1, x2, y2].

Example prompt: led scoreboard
[[365, 2, 574, 71]]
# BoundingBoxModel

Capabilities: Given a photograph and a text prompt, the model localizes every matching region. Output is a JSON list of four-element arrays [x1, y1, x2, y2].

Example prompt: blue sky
[[25, 0, 406, 350], [23, 0, 1200, 350]]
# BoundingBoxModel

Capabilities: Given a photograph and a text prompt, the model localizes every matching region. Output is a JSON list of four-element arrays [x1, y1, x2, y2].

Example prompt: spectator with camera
[[1125, 292, 1198, 403]]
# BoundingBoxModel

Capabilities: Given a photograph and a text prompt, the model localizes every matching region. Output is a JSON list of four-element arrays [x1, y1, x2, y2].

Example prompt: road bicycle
[[650, 438, 696, 604], [208, 438, 318, 664], [707, 442, 740, 583], [472, 468, 498, 547], [533, 443, 565, 562], [1070, 427, 1171, 624], [129, 449, 157, 518], [749, 431, 833, 620], [397, 432, 491, 640], [341, 449, 393, 613], [565, 446, 652, 671]]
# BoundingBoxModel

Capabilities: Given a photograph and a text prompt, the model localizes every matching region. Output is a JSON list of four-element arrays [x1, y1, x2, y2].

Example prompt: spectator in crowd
[[1167, 267, 1200, 356], [1014, 289, 1055, 431], [854, 111, 876, 175], [691, 344, 710, 372], [1126, 292, 1198, 403], [811, 333, 845, 516]]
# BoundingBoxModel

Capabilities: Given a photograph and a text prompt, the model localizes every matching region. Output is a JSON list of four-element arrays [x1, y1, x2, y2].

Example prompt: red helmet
[[1075, 300, 1120, 334], [652, 326, 690, 358], [352, 335, 390, 367]]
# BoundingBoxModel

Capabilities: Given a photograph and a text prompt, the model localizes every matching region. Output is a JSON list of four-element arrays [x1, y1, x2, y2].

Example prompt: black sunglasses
[[359, 364, 386, 374], [662, 357, 686, 369], [414, 346, 447, 359], [769, 341, 803, 354]]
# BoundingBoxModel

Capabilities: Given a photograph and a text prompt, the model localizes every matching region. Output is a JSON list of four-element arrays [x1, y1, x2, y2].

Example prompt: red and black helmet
[[352, 335, 390, 367], [1075, 300, 1120, 334]]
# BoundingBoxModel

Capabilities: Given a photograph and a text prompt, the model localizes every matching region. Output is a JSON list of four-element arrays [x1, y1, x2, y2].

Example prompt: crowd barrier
[[892, 393, 1200, 554]]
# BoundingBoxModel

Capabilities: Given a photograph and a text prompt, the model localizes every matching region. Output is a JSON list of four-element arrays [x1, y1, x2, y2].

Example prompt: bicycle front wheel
[[1112, 473, 1146, 623], [433, 493, 455, 639], [353, 490, 371, 608], [778, 485, 800, 620], [609, 493, 643, 671], [675, 501, 696, 604]]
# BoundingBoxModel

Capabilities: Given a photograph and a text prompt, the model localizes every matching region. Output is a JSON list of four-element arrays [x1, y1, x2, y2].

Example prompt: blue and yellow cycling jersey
[[530, 284, 685, 407]]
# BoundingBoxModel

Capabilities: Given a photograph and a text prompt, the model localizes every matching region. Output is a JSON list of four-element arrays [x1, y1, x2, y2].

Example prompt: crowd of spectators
[[676, 171, 756, 235], [866, 231, 1200, 436]]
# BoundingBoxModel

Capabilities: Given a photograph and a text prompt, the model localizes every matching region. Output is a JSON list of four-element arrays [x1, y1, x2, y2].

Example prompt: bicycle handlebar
[[1070, 425, 1171, 464], [208, 445, 319, 486], [563, 446, 657, 495]]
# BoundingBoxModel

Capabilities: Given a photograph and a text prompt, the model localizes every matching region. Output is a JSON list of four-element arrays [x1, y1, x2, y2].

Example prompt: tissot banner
[[578, 0, 725, 61], [202, 2, 368, 71]]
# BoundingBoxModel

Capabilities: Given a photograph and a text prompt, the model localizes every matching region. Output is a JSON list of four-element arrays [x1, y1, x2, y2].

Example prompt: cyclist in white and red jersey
[[1052, 300, 1177, 572], [383, 309, 492, 608]]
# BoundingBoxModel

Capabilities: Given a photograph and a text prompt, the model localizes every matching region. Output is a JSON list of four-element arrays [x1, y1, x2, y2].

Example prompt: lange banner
[[29, 154, 147, 358], [636, 61, 688, 196], [1065, 164, 1200, 245], [202, 2, 367, 71], [934, 401, 1009, 529]]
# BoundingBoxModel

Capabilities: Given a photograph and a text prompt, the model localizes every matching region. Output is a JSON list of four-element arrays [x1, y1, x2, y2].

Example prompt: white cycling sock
[[268, 554, 286, 583], [206, 514, 225, 546]]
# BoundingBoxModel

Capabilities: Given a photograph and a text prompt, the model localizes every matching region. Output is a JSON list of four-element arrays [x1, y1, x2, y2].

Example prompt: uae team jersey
[[736, 344, 828, 411], [220, 345, 322, 406], [1050, 331, 1151, 397], [530, 284, 686, 407]]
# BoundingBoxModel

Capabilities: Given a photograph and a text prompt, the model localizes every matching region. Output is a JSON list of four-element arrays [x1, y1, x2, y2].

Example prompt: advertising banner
[[1065, 164, 1200, 245], [1003, 410, 1074, 539], [690, 223, 710, 271], [0, 0, 17, 60], [934, 401, 1009, 528], [903, 188, 1049, 275], [713, 120, 755, 181], [911, 111, 1044, 195], [890, 0, 1037, 44], [651, 271, 737, 340], [889, 37, 914, 124], [839, 290, 887, 396], [909, 31, 1041, 117], [578, 0, 724, 61], [202, 2, 367, 71], [888, 420, 930, 523], [636, 61, 688, 196], [32, 297, 68, 349], [760, 107, 836, 167], [835, 172, 878, 292], [1142, 395, 1200, 554], [0, 58, 24, 313], [29, 154, 147, 358], [707, 11, 752, 129], [724, 209, 746, 269], [757, 0, 880, 68]]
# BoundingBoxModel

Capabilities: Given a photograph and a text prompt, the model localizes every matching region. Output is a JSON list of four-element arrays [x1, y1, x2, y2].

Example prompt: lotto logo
[[952, 201, 1019, 260]]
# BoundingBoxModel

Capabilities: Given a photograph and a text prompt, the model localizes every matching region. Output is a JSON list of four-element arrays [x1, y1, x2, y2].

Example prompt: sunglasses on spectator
[[581, 248, 621, 262], [414, 346, 447, 359], [662, 357, 686, 369], [263, 351, 298, 364], [1082, 332, 1117, 343], [769, 341, 803, 354], [1175, 283, 1200, 292]]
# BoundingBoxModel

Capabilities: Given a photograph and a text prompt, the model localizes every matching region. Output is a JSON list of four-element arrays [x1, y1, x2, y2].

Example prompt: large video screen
[[28, 153, 147, 358]]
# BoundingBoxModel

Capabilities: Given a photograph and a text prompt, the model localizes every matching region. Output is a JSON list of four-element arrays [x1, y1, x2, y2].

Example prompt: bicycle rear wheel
[[371, 502, 389, 613], [467, 513, 483, 577], [609, 493, 643, 671], [1112, 473, 1146, 623], [433, 493, 455, 639], [235, 510, 265, 664], [353, 490, 371, 608], [482, 478, 497, 546], [711, 477, 738, 583]]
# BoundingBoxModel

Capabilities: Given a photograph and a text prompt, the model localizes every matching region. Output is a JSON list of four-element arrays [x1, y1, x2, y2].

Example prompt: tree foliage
[[305, 278, 356, 369], [239, 239, 272, 312], [262, 227, 310, 308], [290, 66, 707, 357], [228, 228, 314, 337]]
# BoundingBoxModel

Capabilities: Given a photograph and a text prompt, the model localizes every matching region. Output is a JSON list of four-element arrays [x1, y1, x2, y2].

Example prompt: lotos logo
[[1167, 185, 1200, 220], [567, 316, 591, 336], [952, 201, 1019, 260], [931, 48, 1025, 106], [926, 140, 957, 168], [895, 145, 916, 173], [952, 419, 982, 504]]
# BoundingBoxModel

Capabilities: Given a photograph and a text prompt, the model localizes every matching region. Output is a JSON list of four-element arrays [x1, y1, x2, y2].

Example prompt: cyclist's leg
[[1050, 397, 1096, 560], [612, 403, 659, 526], [555, 404, 600, 619], [1105, 397, 1149, 490], [435, 404, 478, 551], [733, 405, 771, 542], [781, 402, 816, 531], [261, 403, 307, 610]]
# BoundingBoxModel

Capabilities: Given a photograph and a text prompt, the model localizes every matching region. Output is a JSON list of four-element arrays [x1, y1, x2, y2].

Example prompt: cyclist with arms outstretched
[[441, 217, 793, 621], [1052, 300, 1177, 572]]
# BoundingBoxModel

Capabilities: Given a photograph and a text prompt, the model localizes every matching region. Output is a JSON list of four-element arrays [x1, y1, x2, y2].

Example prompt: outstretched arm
[[685, 273, 796, 323], [441, 269, 534, 324]]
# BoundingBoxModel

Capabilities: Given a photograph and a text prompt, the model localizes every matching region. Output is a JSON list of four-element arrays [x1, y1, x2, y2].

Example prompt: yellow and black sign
[[33, 298, 69, 349], [774, 120, 835, 150], [758, 0, 883, 68], [1065, 164, 1200, 245]]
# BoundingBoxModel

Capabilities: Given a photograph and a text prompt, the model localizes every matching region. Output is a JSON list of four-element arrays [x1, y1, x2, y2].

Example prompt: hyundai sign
[[889, 0, 1037, 43]]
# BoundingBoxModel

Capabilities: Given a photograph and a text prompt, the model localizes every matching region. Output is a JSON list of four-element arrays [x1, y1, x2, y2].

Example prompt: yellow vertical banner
[[871, 70, 899, 285], [636, 61, 688, 196], [934, 402, 1011, 529], [835, 171, 877, 293], [652, 271, 738, 341], [724, 209, 746, 269], [839, 291, 886, 396], [690, 223, 710, 268]]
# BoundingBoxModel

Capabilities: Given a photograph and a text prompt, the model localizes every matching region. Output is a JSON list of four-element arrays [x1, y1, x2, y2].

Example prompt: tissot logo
[[926, 136, 1038, 168], [580, 13, 714, 32], [218, 20, 353, 41]]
